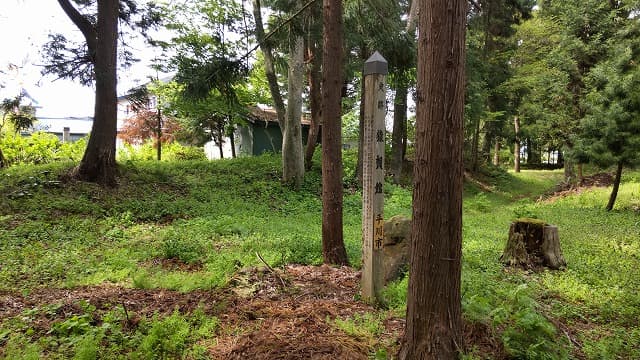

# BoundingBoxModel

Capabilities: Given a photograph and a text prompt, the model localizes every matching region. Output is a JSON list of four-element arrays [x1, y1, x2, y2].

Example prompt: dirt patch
[[211, 265, 397, 359], [463, 320, 507, 359], [0, 264, 578, 359], [0, 284, 224, 332], [542, 172, 614, 202]]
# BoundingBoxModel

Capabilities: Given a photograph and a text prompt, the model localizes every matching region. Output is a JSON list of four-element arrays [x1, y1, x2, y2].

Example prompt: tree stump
[[500, 219, 566, 270]]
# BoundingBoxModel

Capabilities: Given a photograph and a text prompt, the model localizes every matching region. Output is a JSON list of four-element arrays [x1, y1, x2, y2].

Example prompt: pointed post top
[[364, 51, 388, 76]]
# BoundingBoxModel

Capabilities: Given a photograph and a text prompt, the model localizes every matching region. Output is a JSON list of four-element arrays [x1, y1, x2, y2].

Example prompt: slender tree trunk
[[252, 0, 286, 127], [304, 32, 322, 170], [74, 0, 119, 186], [283, 34, 305, 188], [606, 162, 623, 211], [356, 44, 368, 187], [471, 117, 481, 172], [399, 0, 465, 358], [156, 108, 162, 161], [230, 127, 236, 158], [218, 139, 224, 159], [514, 116, 520, 173], [321, 0, 349, 266], [563, 145, 575, 183], [391, 85, 408, 184], [493, 140, 500, 166]]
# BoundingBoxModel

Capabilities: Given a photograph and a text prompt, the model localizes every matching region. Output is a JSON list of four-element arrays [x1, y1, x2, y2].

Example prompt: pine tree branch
[[241, 0, 319, 61], [56, 0, 98, 57]]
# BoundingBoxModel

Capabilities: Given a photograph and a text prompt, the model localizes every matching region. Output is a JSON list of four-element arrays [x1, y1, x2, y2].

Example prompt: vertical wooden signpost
[[362, 51, 387, 303]]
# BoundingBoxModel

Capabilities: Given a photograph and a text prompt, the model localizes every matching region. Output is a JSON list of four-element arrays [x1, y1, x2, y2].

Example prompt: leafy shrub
[[137, 312, 190, 359], [0, 131, 86, 166], [513, 198, 539, 219], [161, 231, 203, 265], [117, 141, 206, 162]]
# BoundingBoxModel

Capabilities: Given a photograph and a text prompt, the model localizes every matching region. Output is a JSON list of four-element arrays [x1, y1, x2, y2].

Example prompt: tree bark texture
[[391, 85, 408, 184], [563, 146, 575, 183], [606, 162, 623, 211], [355, 44, 368, 187], [493, 140, 500, 166], [230, 128, 236, 158], [471, 110, 481, 172], [399, 0, 466, 358], [304, 32, 322, 170], [283, 34, 305, 188], [514, 116, 521, 173], [501, 220, 566, 270], [74, 0, 119, 186], [321, 0, 349, 266], [577, 163, 584, 183]]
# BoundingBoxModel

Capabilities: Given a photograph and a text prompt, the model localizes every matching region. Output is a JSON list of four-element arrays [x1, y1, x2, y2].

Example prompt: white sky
[[0, 0, 162, 117]]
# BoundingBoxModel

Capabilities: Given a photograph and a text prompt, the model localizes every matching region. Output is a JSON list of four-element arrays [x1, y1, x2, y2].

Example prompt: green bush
[[117, 141, 206, 162], [0, 131, 86, 166]]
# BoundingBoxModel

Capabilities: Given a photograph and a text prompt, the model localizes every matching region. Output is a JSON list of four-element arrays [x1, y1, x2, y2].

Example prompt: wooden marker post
[[361, 51, 387, 303]]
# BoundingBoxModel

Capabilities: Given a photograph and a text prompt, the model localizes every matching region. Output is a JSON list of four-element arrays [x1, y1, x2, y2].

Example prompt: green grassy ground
[[0, 154, 638, 359]]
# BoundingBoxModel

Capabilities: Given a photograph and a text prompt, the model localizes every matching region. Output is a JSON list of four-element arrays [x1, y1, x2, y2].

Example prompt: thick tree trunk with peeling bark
[[501, 219, 566, 270], [283, 34, 305, 188], [73, 0, 119, 186], [399, 0, 466, 358]]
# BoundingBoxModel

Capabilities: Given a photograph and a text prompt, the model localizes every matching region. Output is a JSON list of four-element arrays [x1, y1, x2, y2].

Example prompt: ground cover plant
[[0, 153, 638, 359]]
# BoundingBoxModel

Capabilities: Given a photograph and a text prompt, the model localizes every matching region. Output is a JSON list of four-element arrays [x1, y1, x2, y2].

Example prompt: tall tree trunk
[[230, 127, 236, 158], [283, 34, 305, 188], [391, 85, 408, 184], [399, 0, 465, 358], [74, 0, 119, 186], [563, 145, 574, 183], [321, 0, 349, 266], [304, 32, 322, 170], [514, 116, 520, 173], [356, 44, 368, 187], [156, 108, 162, 161], [251, 0, 286, 127], [606, 162, 623, 211], [493, 140, 500, 166], [471, 115, 481, 172]]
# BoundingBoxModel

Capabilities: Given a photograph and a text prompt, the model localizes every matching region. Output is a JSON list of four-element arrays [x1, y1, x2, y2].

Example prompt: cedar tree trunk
[[321, 0, 349, 265], [391, 84, 408, 184], [399, 0, 466, 358], [606, 162, 623, 211], [72, 0, 119, 186]]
